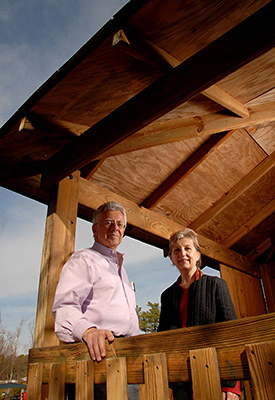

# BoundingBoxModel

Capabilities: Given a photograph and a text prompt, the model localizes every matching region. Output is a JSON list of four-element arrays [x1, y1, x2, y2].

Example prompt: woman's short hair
[[92, 201, 127, 226], [169, 228, 201, 267]]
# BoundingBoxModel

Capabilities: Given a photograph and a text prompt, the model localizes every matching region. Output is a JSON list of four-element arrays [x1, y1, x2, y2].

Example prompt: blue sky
[[0, 0, 219, 354]]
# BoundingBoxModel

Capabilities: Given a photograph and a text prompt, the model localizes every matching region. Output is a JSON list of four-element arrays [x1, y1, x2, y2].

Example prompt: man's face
[[92, 210, 126, 250]]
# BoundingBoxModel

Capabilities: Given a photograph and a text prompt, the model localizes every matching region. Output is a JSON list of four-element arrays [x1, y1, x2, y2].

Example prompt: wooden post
[[34, 171, 80, 347], [190, 347, 222, 400], [106, 357, 128, 399], [143, 353, 169, 400], [245, 341, 275, 400]]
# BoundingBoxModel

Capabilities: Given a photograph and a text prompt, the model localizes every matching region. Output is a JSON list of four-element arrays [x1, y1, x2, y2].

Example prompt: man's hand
[[222, 392, 240, 399], [82, 327, 115, 362]]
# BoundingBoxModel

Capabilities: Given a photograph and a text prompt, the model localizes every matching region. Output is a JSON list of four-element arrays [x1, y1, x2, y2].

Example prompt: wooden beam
[[28, 313, 275, 384], [98, 101, 275, 158], [78, 178, 259, 276], [34, 172, 80, 348], [222, 198, 275, 247], [114, 27, 249, 117], [41, 2, 275, 188], [247, 238, 272, 261], [140, 131, 232, 209], [189, 150, 275, 231]]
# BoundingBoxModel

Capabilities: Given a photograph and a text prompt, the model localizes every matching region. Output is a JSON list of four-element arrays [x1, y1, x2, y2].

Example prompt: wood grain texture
[[220, 264, 266, 318], [26, 363, 43, 400], [48, 363, 65, 400], [34, 172, 80, 348], [28, 313, 275, 384], [143, 353, 169, 400], [245, 341, 275, 400], [190, 348, 222, 400], [76, 360, 94, 400], [106, 357, 128, 400]]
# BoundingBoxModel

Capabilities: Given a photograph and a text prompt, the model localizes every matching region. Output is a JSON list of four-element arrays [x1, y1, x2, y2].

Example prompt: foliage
[[137, 301, 160, 333], [0, 311, 28, 381]]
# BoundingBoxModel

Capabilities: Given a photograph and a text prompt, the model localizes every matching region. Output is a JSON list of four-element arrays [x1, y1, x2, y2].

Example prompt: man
[[52, 201, 139, 398]]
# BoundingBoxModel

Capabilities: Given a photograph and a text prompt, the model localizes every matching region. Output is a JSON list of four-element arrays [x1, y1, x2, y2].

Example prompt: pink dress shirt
[[52, 242, 139, 342]]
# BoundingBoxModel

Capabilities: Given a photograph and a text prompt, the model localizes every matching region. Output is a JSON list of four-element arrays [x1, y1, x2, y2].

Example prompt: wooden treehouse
[[1, 0, 275, 398]]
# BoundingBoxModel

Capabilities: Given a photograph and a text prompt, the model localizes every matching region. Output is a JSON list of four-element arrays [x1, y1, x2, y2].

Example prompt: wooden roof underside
[[1, 0, 275, 272]]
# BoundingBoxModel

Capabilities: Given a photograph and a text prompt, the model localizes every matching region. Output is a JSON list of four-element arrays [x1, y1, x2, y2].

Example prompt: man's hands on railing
[[82, 327, 114, 362], [222, 392, 240, 399]]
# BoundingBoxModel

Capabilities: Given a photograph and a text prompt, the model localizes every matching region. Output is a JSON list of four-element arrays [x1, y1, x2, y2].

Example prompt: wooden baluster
[[48, 363, 65, 400], [26, 363, 43, 400], [245, 341, 275, 399], [143, 353, 169, 400], [106, 357, 128, 399], [190, 347, 222, 400], [76, 360, 94, 400]]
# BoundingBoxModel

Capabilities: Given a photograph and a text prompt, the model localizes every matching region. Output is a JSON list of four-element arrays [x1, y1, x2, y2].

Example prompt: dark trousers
[[65, 383, 139, 399], [170, 382, 193, 400]]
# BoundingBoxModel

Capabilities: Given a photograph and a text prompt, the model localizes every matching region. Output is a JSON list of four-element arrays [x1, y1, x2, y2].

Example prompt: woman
[[158, 229, 241, 400]]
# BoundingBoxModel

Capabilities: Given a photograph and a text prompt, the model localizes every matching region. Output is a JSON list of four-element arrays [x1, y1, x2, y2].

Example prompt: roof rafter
[[140, 131, 233, 209], [189, 150, 275, 231], [41, 1, 275, 189], [99, 101, 275, 158], [113, 27, 250, 117], [222, 198, 275, 247], [247, 238, 272, 261]]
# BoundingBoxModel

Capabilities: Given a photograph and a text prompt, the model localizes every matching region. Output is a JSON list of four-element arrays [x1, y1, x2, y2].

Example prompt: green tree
[[137, 302, 160, 333]]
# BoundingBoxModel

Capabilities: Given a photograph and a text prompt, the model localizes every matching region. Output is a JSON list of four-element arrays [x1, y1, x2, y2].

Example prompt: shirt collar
[[92, 241, 124, 267]]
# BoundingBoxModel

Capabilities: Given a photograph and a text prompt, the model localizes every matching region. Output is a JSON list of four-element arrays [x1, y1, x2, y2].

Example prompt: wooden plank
[[139, 384, 146, 400], [222, 197, 275, 247], [140, 131, 232, 209], [106, 357, 128, 400], [98, 102, 275, 158], [26, 363, 43, 400], [41, 2, 275, 188], [78, 178, 259, 275], [34, 171, 80, 347], [28, 313, 275, 384], [220, 264, 266, 318], [190, 347, 222, 400], [48, 363, 65, 400], [143, 353, 169, 400], [245, 341, 275, 400], [189, 151, 275, 232], [76, 360, 94, 400]]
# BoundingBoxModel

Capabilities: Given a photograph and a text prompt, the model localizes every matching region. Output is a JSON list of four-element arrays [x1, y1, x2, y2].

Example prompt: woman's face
[[170, 237, 201, 274]]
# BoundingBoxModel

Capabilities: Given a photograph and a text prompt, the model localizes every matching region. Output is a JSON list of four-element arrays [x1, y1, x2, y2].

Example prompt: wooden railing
[[26, 313, 275, 399]]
